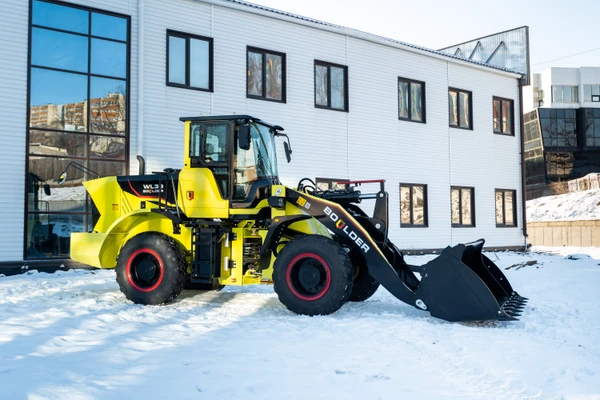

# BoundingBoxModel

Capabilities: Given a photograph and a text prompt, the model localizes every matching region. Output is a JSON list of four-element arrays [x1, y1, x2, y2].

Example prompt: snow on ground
[[1, 249, 599, 400], [527, 189, 600, 222]]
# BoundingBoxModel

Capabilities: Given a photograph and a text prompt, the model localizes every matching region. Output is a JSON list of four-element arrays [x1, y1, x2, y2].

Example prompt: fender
[[70, 210, 192, 269]]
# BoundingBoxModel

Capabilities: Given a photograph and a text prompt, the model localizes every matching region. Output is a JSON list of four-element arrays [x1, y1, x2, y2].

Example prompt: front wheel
[[116, 232, 187, 305], [273, 235, 353, 316]]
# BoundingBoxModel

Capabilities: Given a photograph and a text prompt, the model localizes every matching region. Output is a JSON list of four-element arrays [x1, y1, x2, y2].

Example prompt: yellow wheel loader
[[69, 116, 527, 322]]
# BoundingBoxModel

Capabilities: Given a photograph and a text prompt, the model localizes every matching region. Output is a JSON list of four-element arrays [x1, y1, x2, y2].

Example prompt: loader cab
[[182, 115, 281, 206]]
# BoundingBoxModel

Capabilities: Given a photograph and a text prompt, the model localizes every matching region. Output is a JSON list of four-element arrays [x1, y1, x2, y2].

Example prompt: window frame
[[449, 88, 473, 130], [246, 46, 286, 103], [493, 96, 515, 136], [551, 85, 579, 104], [166, 29, 213, 92], [450, 186, 476, 227], [314, 60, 349, 112], [25, 0, 131, 260], [398, 77, 426, 123], [399, 183, 428, 228], [495, 189, 517, 227]]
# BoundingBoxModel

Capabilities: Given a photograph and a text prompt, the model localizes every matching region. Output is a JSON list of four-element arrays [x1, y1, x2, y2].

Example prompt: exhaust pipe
[[136, 155, 145, 175]]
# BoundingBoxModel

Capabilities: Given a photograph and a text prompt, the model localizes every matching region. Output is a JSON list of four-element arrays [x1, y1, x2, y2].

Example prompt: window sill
[[167, 82, 212, 92], [247, 94, 286, 104], [451, 224, 476, 228], [315, 104, 348, 113], [496, 224, 518, 228], [449, 125, 473, 131], [398, 117, 426, 124], [400, 224, 428, 228], [494, 131, 515, 137]]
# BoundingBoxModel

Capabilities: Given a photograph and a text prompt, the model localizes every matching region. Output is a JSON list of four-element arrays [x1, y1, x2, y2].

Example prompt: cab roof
[[179, 115, 280, 130]]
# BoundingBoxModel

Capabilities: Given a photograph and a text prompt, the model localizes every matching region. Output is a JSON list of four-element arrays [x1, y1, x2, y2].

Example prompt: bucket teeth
[[499, 292, 528, 320]]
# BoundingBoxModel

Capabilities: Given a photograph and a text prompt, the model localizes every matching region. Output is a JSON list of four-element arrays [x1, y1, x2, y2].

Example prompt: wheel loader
[[69, 115, 527, 322]]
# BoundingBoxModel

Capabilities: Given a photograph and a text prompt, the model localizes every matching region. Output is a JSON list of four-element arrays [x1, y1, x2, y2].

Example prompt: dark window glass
[[314, 61, 348, 111], [495, 189, 517, 227], [315, 64, 328, 106], [449, 89, 472, 129], [91, 12, 127, 41], [493, 97, 514, 135], [166, 31, 213, 91], [400, 184, 428, 227], [32, 0, 88, 34], [451, 187, 475, 227], [398, 78, 425, 123], [91, 38, 126, 78], [27, 1, 129, 260], [31, 28, 88, 73], [246, 47, 285, 102]]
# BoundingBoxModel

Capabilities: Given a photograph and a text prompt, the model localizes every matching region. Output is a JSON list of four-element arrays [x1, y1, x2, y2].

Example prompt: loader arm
[[282, 186, 527, 322]]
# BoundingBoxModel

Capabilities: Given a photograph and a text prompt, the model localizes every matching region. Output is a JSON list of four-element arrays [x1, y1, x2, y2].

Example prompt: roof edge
[[196, 0, 523, 78]]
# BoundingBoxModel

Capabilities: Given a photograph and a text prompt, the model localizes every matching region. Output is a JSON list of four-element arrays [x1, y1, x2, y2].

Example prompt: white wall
[[0, 0, 525, 263], [139, 0, 525, 250]]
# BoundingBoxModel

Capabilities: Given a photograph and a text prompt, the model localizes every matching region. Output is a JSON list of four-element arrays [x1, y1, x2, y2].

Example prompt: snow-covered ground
[[527, 189, 600, 222], [1, 249, 599, 400]]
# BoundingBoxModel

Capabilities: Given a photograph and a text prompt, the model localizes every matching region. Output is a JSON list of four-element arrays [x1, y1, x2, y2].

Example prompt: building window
[[451, 187, 475, 227], [449, 88, 472, 129], [583, 85, 600, 102], [247, 47, 285, 102], [167, 30, 213, 91], [493, 97, 514, 135], [400, 184, 428, 227], [495, 189, 516, 227], [314, 61, 348, 112], [551, 85, 578, 104], [398, 78, 425, 123], [27, 0, 129, 259], [538, 108, 578, 148]]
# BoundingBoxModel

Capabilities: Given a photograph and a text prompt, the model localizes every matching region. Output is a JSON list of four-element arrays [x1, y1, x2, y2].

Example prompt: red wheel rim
[[286, 253, 331, 301], [126, 248, 164, 292]]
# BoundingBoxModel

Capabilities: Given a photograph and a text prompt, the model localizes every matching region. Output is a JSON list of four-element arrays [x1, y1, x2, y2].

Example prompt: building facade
[[523, 67, 600, 198], [0, 0, 526, 267]]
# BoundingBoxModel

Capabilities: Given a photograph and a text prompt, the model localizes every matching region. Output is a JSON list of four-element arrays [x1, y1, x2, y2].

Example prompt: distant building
[[523, 67, 600, 199]]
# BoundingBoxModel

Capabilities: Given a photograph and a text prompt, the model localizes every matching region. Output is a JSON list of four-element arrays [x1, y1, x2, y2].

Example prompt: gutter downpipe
[[137, 0, 145, 173], [518, 76, 528, 247]]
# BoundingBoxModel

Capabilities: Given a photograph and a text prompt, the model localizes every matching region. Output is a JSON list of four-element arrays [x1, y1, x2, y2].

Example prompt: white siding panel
[[0, 0, 30, 261]]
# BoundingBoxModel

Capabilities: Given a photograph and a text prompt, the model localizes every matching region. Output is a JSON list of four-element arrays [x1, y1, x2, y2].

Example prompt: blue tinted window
[[168, 36, 186, 85], [92, 13, 127, 41], [91, 39, 126, 78], [32, 0, 88, 34], [31, 28, 88, 73]]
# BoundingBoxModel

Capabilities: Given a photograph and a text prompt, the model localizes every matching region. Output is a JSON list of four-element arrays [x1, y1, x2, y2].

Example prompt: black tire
[[348, 263, 380, 302], [116, 232, 187, 305], [273, 235, 353, 316], [185, 279, 224, 291]]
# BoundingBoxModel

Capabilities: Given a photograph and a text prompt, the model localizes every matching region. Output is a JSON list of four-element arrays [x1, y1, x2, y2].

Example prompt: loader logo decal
[[142, 183, 164, 194], [324, 206, 370, 254]]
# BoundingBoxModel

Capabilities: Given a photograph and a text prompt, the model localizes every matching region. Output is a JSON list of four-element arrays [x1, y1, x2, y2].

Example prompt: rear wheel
[[348, 263, 380, 302], [273, 235, 353, 316], [116, 232, 186, 305]]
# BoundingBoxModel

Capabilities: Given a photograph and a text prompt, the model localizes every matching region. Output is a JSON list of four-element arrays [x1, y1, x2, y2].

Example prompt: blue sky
[[247, 0, 600, 73]]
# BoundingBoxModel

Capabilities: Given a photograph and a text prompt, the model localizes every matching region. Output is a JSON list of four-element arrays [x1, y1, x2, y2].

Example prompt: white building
[[524, 67, 600, 112], [0, 0, 526, 268]]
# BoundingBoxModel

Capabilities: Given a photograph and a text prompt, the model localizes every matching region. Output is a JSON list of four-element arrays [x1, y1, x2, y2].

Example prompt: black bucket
[[415, 239, 527, 322]]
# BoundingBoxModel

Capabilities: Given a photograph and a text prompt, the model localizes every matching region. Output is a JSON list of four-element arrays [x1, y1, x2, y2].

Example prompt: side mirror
[[283, 141, 292, 163], [43, 184, 51, 196], [58, 172, 67, 185], [239, 124, 251, 151]]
